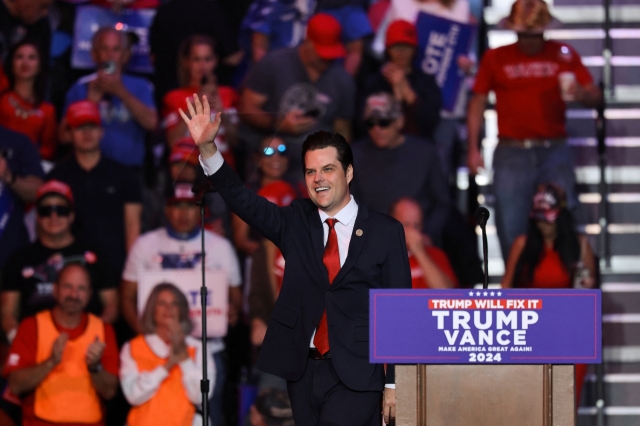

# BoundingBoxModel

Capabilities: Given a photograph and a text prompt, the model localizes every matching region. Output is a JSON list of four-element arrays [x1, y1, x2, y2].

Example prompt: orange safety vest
[[34, 311, 104, 423], [126, 335, 197, 426]]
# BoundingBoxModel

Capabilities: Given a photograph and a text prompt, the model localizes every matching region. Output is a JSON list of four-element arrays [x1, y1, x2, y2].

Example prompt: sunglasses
[[364, 119, 393, 130], [263, 144, 287, 157], [37, 205, 72, 217]]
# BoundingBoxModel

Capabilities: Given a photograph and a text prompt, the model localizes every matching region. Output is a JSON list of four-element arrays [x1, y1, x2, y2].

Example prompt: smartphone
[[101, 61, 116, 75]]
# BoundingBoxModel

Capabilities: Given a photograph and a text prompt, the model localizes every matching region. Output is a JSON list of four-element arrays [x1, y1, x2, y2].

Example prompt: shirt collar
[[318, 195, 358, 226]]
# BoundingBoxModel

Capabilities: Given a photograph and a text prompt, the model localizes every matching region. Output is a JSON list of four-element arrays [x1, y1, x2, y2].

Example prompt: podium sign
[[370, 289, 601, 364]]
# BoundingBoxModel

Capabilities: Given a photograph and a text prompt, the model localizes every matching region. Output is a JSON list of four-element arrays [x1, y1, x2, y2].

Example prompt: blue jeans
[[492, 143, 578, 260]]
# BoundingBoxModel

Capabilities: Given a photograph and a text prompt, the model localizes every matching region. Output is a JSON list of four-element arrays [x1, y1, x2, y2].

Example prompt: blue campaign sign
[[415, 12, 475, 111], [72, 5, 156, 73], [370, 289, 601, 364]]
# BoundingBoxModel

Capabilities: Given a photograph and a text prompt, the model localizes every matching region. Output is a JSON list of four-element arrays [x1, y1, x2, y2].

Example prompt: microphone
[[474, 206, 490, 228], [475, 207, 490, 290]]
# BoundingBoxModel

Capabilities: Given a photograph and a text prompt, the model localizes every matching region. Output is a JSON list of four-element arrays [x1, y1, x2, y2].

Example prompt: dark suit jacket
[[207, 162, 412, 391]]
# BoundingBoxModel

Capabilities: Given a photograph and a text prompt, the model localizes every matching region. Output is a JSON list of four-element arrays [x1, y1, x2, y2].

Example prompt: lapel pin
[[356, 229, 363, 237]]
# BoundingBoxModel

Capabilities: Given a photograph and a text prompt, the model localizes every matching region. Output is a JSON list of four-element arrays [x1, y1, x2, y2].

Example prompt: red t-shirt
[[3, 313, 119, 426], [0, 66, 8, 93], [473, 41, 592, 139], [409, 245, 458, 289], [0, 91, 57, 160], [530, 246, 571, 289], [90, 0, 158, 9], [162, 86, 238, 168], [258, 180, 298, 291]]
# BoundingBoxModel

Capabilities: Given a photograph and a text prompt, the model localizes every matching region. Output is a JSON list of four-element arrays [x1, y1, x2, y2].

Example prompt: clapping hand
[[50, 333, 69, 366], [164, 320, 189, 370], [86, 336, 106, 369], [179, 94, 222, 159]]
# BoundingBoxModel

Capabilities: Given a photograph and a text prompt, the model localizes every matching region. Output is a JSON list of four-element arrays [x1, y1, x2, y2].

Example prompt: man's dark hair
[[301, 131, 353, 173]]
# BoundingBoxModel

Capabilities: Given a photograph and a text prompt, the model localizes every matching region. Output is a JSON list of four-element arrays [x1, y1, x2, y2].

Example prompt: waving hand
[[179, 94, 222, 159]]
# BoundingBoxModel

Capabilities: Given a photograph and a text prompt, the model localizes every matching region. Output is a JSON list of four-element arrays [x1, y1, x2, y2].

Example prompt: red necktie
[[313, 218, 340, 355]]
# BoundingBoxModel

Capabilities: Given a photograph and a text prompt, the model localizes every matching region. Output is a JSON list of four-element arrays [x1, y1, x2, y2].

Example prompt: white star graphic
[[469, 291, 474, 296], [476, 291, 481, 296], [483, 291, 488, 296], [497, 291, 502, 296], [490, 291, 495, 296]]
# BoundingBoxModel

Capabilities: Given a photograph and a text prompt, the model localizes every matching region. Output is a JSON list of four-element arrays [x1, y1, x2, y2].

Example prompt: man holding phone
[[60, 27, 158, 169], [239, 13, 355, 182]]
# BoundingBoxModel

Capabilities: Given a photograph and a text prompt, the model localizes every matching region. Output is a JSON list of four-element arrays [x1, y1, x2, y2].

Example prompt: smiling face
[[37, 194, 74, 239], [304, 147, 353, 217], [12, 44, 40, 81], [153, 289, 180, 329], [259, 137, 288, 181], [54, 265, 91, 316]]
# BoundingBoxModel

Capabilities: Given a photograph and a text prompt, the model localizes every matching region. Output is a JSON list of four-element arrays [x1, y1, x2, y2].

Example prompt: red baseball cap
[[169, 137, 199, 166], [37, 180, 75, 207], [306, 13, 346, 60], [167, 182, 198, 204], [66, 100, 101, 128], [386, 20, 418, 48]]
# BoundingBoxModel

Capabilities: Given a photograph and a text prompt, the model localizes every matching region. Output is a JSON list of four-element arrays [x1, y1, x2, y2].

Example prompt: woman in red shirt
[[0, 41, 57, 160], [161, 35, 237, 169], [502, 183, 596, 405], [502, 183, 596, 289]]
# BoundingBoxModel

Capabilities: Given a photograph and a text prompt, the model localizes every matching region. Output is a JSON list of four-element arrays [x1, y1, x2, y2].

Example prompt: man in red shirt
[[390, 197, 457, 289], [4, 263, 119, 426], [467, 0, 602, 260]]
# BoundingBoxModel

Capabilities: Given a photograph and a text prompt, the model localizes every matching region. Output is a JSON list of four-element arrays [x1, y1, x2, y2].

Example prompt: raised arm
[[179, 94, 289, 248]]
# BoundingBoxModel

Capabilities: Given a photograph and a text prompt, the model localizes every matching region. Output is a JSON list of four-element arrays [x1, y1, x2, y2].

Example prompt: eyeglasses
[[263, 144, 287, 157], [364, 119, 393, 130], [37, 205, 72, 217]]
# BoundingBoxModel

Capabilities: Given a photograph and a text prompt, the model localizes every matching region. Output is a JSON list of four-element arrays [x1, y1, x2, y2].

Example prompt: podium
[[396, 364, 574, 425], [370, 289, 602, 426]]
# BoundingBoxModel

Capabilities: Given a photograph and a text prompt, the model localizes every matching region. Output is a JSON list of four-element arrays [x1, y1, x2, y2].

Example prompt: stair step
[[603, 323, 640, 346], [602, 286, 640, 313]]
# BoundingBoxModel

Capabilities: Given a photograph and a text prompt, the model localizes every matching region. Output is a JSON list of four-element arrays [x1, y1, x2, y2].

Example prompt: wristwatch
[[88, 362, 103, 374]]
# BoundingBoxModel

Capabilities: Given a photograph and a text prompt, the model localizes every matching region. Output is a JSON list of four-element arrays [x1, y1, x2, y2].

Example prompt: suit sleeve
[[383, 221, 412, 385], [205, 161, 289, 251]]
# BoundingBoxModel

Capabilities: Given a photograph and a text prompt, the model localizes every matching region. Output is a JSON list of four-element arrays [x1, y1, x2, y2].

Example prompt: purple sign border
[[370, 289, 602, 364]]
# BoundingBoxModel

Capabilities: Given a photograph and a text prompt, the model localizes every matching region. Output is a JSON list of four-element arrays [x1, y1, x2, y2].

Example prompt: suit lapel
[[307, 205, 328, 284], [332, 205, 370, 287]]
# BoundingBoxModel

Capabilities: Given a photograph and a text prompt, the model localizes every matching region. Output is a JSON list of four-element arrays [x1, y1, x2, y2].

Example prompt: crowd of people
[[0, 0, 602, 424]]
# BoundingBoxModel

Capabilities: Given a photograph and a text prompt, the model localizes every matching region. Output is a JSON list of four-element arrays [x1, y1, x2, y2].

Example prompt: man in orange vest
[[4, 262, 119, 426]]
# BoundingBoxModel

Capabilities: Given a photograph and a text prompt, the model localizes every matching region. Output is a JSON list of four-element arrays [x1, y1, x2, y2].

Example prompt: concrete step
[[603, 322, 640, 346], [575, 200, 640, 225], [602, 283, 640, 313], [578, 412, 640, 426]]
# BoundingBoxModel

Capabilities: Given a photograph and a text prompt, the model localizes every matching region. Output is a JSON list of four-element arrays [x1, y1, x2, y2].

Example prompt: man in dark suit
[[180, 94, 412, 426]]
